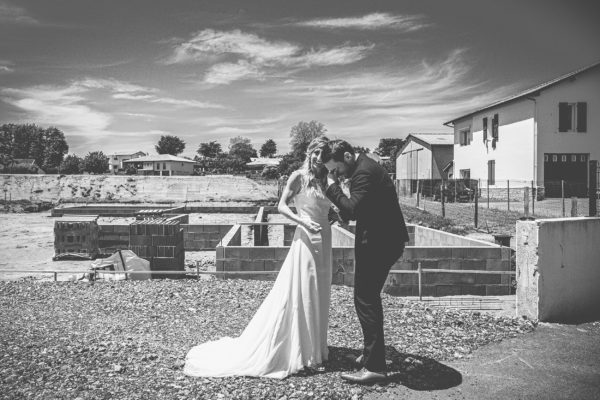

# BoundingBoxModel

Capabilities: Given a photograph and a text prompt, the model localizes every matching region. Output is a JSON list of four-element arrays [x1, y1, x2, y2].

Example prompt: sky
[[1, 0, 599, 158]]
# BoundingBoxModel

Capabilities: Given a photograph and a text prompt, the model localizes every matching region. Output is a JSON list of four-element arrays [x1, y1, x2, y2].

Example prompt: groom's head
[[320, 139, 357, 179]]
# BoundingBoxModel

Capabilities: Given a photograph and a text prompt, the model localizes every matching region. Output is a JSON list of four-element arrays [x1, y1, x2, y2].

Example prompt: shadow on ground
[[300, 346, 462, 391]]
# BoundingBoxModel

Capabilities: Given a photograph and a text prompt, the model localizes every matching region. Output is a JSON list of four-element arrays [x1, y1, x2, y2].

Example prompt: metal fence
[[396, 168, 598, 231]]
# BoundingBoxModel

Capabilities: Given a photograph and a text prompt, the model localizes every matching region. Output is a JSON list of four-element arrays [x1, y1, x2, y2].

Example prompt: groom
[[320, 139, 409, 384]]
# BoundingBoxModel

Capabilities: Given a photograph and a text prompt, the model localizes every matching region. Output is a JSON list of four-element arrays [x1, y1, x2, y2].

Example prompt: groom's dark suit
[[326, 153, 409, 372]]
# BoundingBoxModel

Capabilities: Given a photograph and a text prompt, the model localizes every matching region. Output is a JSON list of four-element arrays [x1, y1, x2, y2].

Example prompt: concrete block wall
[[386, 246, 512, 296], [216, 223, 511, 296], [98, 224, 130, 254], [182, 224, 233, 250], [413, 225, 493, 247], [517, 217, 600, 322]]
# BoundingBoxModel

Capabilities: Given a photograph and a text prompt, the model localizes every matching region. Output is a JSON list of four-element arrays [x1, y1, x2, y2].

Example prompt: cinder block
[[343, 259, 355, 273], [461, 285, 486, 296], [99, 225, 114, 233], [241, 260, 265, 271], [419, 247, 453, 259], [435, 285, 462, 296], [384, 285, 412, 297], [264, 260, 283, 273], [486, 285, 511, 296], [215, 247, 224, 260], [250, 247, 274, 260], [343, 272, 355, 286], [400, 247, 417, 260], [331, 272, 344, 285], [332, 248, 344, 260], [215, 260, 225, 271], [392, 261, 416, 271], [434, 272, 476, 285], [460, 260, 487, 270], [501, 247, 512, 260], [414, 285, 435, 296], [388, 273, 418, 285], [223, 259, 243, 271], [274, 247, 289, 260], [438, 260, 461, 270], [475, 273, 501, 284], [501, 274, 513, 285], [451, 247, 471, 259], [486, 259, 510, 271]]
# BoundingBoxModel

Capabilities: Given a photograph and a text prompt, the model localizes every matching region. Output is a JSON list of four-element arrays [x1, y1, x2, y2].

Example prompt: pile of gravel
[[0, 279, 535, 399]]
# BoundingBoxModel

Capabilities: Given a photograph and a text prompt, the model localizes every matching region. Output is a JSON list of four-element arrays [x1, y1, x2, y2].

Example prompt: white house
[[122, 154, 196, 176], [444, 62, 600, 197], [396, 133, 454, 180], [109, 151, 147, 173]]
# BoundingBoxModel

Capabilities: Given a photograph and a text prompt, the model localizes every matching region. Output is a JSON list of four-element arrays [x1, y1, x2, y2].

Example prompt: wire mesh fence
[[396, 175, 598, 231]]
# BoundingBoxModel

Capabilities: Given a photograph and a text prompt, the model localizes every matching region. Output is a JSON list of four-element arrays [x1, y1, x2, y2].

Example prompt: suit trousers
[[354, 243, 405, 372]]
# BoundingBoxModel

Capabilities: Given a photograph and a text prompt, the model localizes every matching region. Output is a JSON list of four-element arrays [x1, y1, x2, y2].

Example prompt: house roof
[[246, 157, 282, 167], [444, 61, 600, 126], [398, 133, 454, 155], [122, 154, 195, 163], [111, 151, 146, 156]]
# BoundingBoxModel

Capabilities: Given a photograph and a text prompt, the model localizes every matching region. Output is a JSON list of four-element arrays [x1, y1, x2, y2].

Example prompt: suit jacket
[[326, 153, 409, 265]]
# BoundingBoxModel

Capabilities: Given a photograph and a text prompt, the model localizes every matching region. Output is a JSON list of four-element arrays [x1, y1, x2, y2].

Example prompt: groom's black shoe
[[341, 368, 387, 384]]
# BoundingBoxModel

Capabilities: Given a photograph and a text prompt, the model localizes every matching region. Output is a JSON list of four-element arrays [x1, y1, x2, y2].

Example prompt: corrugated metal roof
[[444, 61, 600, 126], [410, 133, 454, 145]]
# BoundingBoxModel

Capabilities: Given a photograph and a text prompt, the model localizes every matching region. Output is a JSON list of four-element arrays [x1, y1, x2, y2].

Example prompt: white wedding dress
[[184, 186, 333, 379]]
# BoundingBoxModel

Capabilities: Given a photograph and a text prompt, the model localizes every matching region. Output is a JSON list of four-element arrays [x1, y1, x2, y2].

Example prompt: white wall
[[516, 217, 600, 322], [453, 100, 535, 185], [535, 67, 600, 183], [396, 140, 432, 180]]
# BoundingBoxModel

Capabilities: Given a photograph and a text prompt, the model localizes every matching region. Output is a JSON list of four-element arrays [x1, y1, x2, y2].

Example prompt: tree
[[374, 138, 405, 174], [42, 127, 69, 171], [259, 139, 277, 158], [277, 152, 304, 177], [229, 136, 257, 162], [0, 123, 69, 172], [155, 135, 185, 155], [197, 141, 222, 158], [60, 154, 83, 174], [82, 151, 109, 174], [289, 121, 326, 156]]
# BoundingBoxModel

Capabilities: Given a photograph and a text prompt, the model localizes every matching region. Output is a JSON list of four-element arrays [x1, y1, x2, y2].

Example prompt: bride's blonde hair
[[298, 136, 329, 197]]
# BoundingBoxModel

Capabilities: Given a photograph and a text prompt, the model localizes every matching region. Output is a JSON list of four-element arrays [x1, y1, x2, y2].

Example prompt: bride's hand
[[302, 219, 322, 233]]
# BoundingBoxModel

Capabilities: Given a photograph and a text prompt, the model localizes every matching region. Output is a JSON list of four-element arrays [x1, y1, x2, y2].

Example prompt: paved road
[[366, 321, 600, 400]]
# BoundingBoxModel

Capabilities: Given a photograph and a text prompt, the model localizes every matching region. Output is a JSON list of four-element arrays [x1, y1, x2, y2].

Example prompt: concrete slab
[[365, 322, 600, 400]]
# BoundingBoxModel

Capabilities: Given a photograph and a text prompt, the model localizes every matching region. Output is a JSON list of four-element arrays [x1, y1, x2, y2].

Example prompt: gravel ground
[[0, 279, 535, 399]]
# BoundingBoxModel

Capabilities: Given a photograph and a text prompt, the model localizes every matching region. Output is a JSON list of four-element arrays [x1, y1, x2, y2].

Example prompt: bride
[[184, 137, 333, 379]]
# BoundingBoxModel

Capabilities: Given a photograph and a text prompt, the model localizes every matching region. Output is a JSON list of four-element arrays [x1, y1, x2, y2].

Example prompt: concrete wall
[[217, 223, 512, 296], [517, 217, 600, 322], [183, 224, 232, 250]]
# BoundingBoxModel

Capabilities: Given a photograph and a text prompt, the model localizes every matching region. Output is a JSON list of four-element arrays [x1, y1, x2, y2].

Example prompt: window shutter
[[468, 129, 473, 144], [577, 102, 587, 132], [492, 114, 499, 140], [483, 117, 488, 141], [558, 102, 570, 132]]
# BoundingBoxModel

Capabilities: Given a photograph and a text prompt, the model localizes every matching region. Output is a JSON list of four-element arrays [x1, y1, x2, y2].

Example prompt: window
[[581, 155, 587, 162], [559, 102, 587, 132], [459, 169, 471, 179], [491, 114, 499, 140], [561, 155, 567, 162], [488, 160, 496, 185], [459, 128, 472, 146], [571, 155, 577, 162], [483, 117, 488, 142], [163, 163, 166, 169], [544, 154, 549, 162], [552, 155, 557, 162]]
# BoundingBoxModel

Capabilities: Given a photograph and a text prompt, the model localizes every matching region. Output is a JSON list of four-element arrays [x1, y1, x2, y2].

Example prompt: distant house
[[109, 151, 147, 173], [396, 133, 454, 180], [444, 61, 600, 197], [0, 158, 45, 174], [122, 154, 196, 176], [245, 157, 282, 171]]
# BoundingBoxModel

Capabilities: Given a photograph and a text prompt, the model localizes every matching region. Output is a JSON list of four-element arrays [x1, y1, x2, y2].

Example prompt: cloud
[[164, 29, 372, 84], [0, 1, 39, 25], [112, 92, 225, 109], [210, 126, 262, 135], [0, 65, 14, 73], [295, 13, 428, 31]]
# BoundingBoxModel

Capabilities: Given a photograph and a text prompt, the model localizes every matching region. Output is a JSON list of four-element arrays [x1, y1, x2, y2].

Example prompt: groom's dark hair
[[321, 139, 354, 163]]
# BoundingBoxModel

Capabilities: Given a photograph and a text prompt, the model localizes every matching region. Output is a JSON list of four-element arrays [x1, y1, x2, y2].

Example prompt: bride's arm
[[277, 171, 321, 233]]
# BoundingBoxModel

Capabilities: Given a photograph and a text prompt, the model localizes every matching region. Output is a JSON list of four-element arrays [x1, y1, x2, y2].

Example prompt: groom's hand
[[326, 170, 338, 187]]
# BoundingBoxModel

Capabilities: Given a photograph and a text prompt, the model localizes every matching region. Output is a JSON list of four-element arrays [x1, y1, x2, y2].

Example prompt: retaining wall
[[516, 217, 600, 322]]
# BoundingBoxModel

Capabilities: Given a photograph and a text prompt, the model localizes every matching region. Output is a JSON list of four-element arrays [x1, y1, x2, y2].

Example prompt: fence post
[[196, 260, 200, 280], [474, 181, 479, 228], [441, 182, 445, 218], [589, 160, 598, 217], [507, 180, 510, 211], [487, 179, 490, 209], [418, 262, 422, 301], [531, 180, 535, 216], [416, 180, 420, 208], [53, 272, 57, 282], [561, 180, 565, 217], [571, 197, 578, 217], [524, 186, 530, 217]]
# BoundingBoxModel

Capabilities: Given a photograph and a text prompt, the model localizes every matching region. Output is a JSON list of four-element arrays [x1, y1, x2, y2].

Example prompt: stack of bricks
[[53, 215, 99, 260], [98, 224, 130, 255], [129, 218, 185, 279]]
